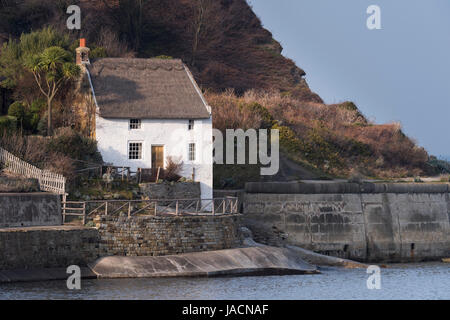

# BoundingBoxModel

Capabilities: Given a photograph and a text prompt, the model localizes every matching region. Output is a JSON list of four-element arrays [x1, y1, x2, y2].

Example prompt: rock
[[89, 246, 319, 278], [285, 245, 369, 269]]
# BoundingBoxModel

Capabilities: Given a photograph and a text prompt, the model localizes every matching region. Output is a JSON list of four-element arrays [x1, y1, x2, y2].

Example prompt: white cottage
[[76, 41, 213, 202]]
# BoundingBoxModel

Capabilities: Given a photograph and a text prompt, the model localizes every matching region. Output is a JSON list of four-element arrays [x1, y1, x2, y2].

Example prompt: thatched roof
[[88, 58, 211, 119]]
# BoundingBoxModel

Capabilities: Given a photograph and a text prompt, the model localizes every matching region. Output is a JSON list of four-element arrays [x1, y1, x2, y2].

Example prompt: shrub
[[47, 128, 103, 164], [8, 101, 31, 130], [163, 156, 184, 182], [0, 116, 17, 133], [90, 47, 108, 59], [0, 129, 102, 182]]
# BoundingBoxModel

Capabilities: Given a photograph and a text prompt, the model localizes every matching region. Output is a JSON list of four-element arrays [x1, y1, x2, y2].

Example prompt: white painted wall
[[96, 115, 213, 206]]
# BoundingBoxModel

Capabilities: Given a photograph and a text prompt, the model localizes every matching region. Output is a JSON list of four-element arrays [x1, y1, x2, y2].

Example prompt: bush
[[90, 47, 108, 59], [0, 129, 102, 182], [47, 128, 103, 164], [8, 101, 30, 130], [163, 156, 183, 182], [0, 116, 17, 132], [37, 113, 48, 135]]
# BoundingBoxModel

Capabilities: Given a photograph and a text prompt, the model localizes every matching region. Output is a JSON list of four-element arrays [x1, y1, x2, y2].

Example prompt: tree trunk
[[47, 99, 52, 136]]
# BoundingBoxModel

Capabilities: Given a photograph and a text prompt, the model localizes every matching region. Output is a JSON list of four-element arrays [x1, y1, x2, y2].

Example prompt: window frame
[[188, 143, 196, 162], [129, 118, 142, 130], [128, 141, 143, 160], [188, 119, 195, 131]]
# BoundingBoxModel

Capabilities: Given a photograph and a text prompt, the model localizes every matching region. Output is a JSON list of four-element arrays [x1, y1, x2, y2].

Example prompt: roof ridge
[[91, 58, 185, 71]]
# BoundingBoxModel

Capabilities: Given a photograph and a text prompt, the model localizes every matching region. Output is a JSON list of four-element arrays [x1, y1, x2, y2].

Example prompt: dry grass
[[206, 90, 429, 178], [0, 129, 102, 181]]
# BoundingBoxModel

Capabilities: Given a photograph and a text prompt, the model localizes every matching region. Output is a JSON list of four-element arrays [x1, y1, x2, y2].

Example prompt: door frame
[[151, 144, 165, 170]]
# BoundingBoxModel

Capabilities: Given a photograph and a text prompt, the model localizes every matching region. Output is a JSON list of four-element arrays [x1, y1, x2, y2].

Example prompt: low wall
[[139, 182, 200, 200], [0, 193, 61, 228], [0, 213, 242, 271], [0, 226, 101, 270], [95, 214, 242, 256], [243, 182, 450, 262]]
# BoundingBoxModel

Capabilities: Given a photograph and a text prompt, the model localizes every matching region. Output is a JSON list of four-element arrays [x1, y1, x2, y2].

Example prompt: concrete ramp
[[89, 246, 319, 278]]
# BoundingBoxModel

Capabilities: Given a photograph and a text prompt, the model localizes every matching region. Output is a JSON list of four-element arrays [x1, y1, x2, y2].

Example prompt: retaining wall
[[0, 193, 61, 228], [0, 226, 101, 270], [243, 182, 450, 262], [95, 214, 242, 256]]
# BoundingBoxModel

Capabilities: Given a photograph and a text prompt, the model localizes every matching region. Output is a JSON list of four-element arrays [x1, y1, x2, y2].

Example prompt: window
[[129, 142, 142, 160], [188, 119, 194, 130], [129, 119, 141, 130], [188, 143, 196, 161]]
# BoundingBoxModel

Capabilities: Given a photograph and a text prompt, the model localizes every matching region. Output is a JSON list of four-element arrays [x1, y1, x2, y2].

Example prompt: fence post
[[176, 200, 179, 216], [82, 202, 86, 225], [62, 195, 66, 224], [128, 202, 131, 218], [105, 201, 108, 216]]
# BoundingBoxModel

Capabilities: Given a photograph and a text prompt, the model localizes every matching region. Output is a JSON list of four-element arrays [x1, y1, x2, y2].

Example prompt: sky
[[250, 0, 450, 158]]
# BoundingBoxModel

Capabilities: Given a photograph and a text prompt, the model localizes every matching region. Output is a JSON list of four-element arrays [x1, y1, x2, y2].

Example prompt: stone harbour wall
[[0, 226, 101, 270], [244, 182, 450, 262], [95, 214, 242, 256]]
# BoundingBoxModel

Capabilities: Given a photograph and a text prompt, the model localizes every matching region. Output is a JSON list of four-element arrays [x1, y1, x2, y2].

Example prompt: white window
[[188, 143, 196, 161], [129, 119, 141, 130], [188, 119, 194, 130], [129, 142, 143, 160]]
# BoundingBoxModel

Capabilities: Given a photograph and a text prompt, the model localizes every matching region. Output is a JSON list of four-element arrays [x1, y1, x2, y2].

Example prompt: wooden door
[[151, 146, 164, 170]]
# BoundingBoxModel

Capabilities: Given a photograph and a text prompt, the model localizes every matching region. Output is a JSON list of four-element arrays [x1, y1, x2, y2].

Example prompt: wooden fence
[[0, 146, 66, 195], [62, 197, 239, 225]]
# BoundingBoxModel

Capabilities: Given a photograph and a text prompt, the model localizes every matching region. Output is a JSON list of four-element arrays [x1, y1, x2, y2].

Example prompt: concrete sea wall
[[0, 193, 61, 228], [244, 182, 450, 262], [94, 214, 242, 256]]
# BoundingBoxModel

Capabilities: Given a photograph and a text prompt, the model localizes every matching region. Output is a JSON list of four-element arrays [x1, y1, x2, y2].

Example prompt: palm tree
[[25, 46, 80, 135]]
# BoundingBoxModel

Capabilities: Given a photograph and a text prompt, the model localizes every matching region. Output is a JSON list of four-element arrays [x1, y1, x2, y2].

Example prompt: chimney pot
[[80, 38, 86, 48]]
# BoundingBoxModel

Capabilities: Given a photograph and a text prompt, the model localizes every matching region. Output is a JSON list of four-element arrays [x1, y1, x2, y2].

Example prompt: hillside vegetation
[[0, 0, 440, 185]]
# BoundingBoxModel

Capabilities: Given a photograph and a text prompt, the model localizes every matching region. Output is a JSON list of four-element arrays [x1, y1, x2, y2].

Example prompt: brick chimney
[[76, 38, 90, 66]]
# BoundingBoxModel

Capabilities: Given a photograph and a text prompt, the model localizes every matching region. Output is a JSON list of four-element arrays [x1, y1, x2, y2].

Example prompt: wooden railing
[[0, 146, 66, 195], [62, 197, 239, 225]]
